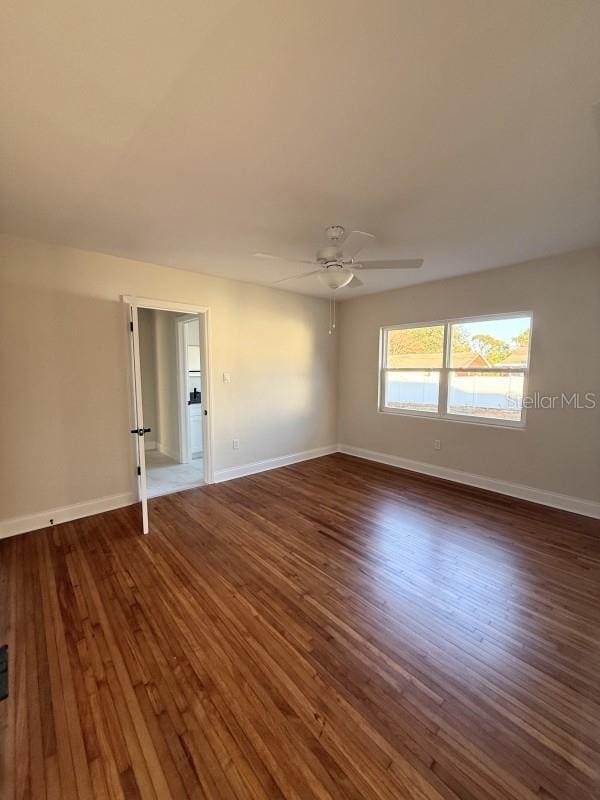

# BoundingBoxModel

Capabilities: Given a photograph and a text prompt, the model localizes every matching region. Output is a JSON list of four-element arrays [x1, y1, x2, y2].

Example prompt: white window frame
[[379, 312, 533, 428]]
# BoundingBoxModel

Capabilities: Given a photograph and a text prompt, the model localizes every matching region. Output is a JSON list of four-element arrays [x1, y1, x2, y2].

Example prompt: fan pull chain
[[328, 294, 337, 334]]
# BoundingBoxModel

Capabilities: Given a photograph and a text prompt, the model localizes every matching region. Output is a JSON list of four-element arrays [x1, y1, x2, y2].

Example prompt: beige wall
[[338, 248, 600, 503], [0, 234, 337, 520]]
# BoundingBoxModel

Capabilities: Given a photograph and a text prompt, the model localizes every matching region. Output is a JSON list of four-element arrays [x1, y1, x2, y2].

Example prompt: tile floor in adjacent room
[[145, 449, 204, 498]]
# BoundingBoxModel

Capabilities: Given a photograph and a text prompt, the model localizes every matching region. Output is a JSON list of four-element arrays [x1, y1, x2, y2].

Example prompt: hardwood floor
[[1, 453, 599, 800]]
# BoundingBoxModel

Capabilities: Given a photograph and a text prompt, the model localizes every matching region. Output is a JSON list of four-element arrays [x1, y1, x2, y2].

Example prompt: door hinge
[[130, 321, 134, 332], [137, 466, 141, 476]]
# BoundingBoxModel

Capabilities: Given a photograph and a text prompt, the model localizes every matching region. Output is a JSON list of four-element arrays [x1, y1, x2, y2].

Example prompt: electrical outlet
[[232, 438, 240, 450], [434, 439, 441, 451]]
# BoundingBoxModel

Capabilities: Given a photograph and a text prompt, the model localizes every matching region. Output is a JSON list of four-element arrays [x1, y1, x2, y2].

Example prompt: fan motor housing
[[326, 224, 345, 241], [317, 245, 344, 263]]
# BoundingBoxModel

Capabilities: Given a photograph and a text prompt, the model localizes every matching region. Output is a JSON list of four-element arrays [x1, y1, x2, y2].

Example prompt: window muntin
[[380, 314, 532, 426]]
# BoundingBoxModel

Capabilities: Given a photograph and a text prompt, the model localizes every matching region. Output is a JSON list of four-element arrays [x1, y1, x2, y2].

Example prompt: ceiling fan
[[254, 225, 423, 290]]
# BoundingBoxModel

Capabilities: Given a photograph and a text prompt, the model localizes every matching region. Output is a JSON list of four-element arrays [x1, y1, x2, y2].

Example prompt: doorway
[[138, 307, 205, 498], [125, 296, 214, 534]]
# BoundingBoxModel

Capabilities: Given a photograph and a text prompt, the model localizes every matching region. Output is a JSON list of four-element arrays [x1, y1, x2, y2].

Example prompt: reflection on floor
[[145, 449, 204, 498]]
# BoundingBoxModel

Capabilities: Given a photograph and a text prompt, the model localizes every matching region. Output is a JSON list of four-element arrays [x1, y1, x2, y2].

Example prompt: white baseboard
[[3, 441, 597, 540], [338, 444, 600, 519], [0, 445, 337, 540], [0, 491, 138, 540], [214, 445, 338, 483]]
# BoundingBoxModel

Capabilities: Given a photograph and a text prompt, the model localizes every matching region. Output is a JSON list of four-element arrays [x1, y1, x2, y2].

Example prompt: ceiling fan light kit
[[318, 265, 353, 290]]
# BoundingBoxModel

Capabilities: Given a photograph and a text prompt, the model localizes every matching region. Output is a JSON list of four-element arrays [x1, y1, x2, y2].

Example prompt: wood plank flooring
[[1, 453, 599, 799]]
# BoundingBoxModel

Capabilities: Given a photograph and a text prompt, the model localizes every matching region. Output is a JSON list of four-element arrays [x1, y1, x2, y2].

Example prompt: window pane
[[447, 370, 525, 422], [385, 325, 445, 368], [449, 316, 531, 368], [383, 370, 440, 413]]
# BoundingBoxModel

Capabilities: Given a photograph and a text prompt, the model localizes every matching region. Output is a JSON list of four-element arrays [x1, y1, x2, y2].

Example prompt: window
[[380, 313, 532, 426]]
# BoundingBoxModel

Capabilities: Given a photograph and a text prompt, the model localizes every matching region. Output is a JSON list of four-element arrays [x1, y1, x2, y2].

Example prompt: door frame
[[122, 296, 215, 531], [176, 314, 203, 465]]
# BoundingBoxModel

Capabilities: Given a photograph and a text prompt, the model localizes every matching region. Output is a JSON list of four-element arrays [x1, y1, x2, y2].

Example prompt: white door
[[128, 303, 149, 534]]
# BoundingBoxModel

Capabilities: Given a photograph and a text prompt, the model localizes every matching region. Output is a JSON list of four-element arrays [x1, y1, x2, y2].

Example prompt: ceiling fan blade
[[254, 252, 315, 266], [341, 230, 375, 258], [358, 259, 424, 270], [272, 269, 322, 285], [347, 275, 364, 288]]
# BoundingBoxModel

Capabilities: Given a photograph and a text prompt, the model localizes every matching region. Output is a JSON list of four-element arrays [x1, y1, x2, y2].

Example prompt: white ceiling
[[2, 0, 600, 298]]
